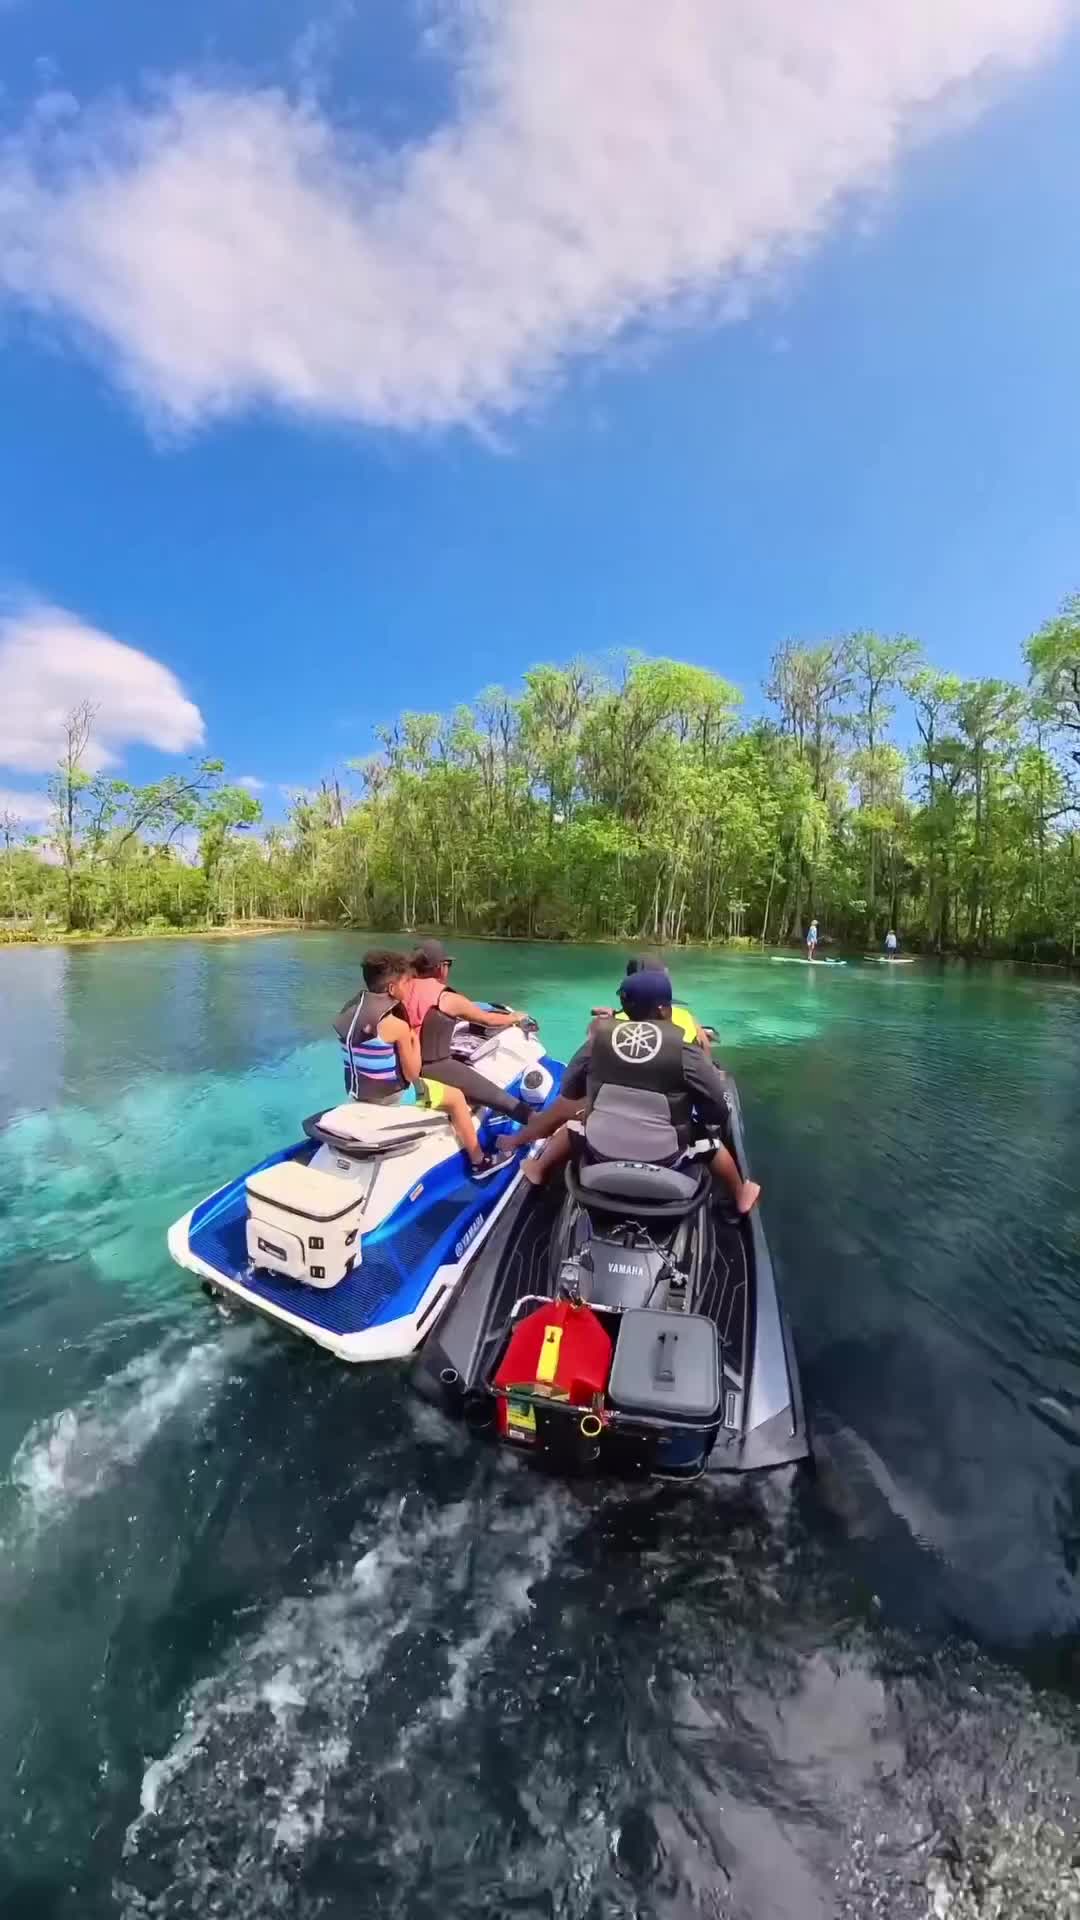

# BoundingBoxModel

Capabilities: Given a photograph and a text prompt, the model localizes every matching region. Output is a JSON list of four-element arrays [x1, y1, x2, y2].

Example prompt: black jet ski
[[413, 1077, 808, 1480]]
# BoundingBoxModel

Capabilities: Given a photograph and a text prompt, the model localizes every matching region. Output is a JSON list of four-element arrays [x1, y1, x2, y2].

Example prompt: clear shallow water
[[2, 934, 1080, 1918]]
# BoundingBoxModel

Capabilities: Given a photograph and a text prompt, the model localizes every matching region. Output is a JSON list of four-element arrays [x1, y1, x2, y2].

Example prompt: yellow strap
[[616, 1005, 698, 1040], [535, 1324, 563, 1386]]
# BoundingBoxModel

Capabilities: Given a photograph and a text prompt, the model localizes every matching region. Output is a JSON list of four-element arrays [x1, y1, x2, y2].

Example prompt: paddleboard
[[770, 956, 847, 967], [871, 956, 915, 965]]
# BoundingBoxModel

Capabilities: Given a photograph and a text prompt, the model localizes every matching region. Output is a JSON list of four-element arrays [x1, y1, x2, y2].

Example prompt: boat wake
[[4, 1327, 254, 1540], [117, 1470, 577, 1917]]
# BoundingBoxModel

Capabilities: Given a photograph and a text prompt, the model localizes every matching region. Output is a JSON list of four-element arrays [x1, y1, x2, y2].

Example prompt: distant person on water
[[806, 920, 819, 961], [591, 952, 710, 1051], [400, 939, 533, 1123], [885, 929, 898, 954], [334, 950, 501, 1179], [501, 969, 760, 1215]]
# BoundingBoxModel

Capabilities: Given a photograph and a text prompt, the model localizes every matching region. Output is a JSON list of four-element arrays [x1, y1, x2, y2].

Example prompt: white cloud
[[0, 786, 49, 824], [0, 603, 205, 773], [0, 0, 1070, 433], [236, 774, 266, 792]]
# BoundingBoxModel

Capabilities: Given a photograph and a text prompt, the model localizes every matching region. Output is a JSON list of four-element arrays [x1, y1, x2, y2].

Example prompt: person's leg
[[495, 1092, 584, 1156], [419, 1056, 530, 1123], [426, 1081, 483, 1165], [521, 1124, 574, 1187], [708, 1142, 761, 1216]]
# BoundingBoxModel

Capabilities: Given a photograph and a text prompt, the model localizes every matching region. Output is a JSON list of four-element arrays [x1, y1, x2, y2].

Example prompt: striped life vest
[[334, 990, 407, 1103]]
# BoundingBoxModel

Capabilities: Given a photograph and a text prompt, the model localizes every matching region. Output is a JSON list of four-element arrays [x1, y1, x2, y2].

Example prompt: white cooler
[[245, 1160, 366, 1289]]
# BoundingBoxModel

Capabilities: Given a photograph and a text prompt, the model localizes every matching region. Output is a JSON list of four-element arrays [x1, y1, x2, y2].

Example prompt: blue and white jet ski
[[167, 1020, 564, 1362]]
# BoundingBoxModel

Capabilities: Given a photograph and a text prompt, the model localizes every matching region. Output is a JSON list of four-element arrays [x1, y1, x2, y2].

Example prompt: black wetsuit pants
[[422, 1056, 531, 1123]]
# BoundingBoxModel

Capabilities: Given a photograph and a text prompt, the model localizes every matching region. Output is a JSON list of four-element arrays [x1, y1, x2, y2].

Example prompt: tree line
[[3, 598, 1080, 956]]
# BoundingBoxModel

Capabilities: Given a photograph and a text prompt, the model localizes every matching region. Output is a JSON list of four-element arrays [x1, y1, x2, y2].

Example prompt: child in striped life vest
[[334, 950, 502, 1179]]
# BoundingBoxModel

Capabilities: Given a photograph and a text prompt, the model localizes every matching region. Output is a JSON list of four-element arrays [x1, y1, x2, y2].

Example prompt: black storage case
[[608, 1311, 721, 1423]]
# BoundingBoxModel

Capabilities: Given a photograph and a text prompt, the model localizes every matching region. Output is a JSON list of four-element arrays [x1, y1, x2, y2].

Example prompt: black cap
[[415, 937, 451, 968]]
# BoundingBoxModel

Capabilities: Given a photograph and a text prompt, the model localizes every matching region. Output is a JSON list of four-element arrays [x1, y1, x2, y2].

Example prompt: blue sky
[[1, 0, 1079, 822]]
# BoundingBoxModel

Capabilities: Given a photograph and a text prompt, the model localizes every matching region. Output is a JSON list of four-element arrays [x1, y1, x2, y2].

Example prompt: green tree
[[843, 632, 922, 937], [952, 679, 1027, 946], [1025, 592, 1080, 785], [7, 614, 1080, 961]]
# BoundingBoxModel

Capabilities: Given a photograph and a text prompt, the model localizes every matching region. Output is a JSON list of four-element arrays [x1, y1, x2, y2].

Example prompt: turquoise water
[[3, 933, 1080, 1917]]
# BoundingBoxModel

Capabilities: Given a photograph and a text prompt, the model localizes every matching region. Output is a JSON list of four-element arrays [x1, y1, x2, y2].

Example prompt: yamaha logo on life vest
[[610, 1020, 662, 1065]]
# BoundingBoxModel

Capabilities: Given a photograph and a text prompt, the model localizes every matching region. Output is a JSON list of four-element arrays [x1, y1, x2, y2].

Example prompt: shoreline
[[2, 920, 1078, 972], [0, 921, 334, 950]]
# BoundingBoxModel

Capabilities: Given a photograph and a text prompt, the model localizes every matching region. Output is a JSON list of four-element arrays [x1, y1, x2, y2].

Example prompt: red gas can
[[494, 1300, 613, 1443]]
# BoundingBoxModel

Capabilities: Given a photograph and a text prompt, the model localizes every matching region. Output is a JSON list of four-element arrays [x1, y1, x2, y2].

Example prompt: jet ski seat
[[578, 1161, 701, 1205], [304, 1102, 452, 1159], [569, 1088, 711, 1218]]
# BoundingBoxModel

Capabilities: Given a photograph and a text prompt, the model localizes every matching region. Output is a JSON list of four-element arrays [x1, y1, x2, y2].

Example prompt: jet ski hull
[[168, 1142, 528, 1361], [167, 1029, 564, 1362], [413, 1078, 808, 1478]]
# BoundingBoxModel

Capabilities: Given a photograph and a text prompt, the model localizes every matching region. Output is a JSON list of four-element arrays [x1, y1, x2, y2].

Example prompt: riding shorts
[[396, 1078, 451, 1110]]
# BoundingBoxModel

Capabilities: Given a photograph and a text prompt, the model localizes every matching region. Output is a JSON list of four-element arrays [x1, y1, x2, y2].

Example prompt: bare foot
[[521, 1157, 546, 1187], [736, 1180, 761, 1216]]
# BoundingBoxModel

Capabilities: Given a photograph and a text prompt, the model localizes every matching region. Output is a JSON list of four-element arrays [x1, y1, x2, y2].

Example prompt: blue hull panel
[[189, 1146, 518, 1337], [184, 1058, 563, 1341]]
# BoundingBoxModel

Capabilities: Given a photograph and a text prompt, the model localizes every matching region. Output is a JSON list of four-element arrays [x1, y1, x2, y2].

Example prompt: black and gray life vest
[[333, 990, 407, 1102], [418, 992, 458, 1066], [587, 1016, 693, 1146]]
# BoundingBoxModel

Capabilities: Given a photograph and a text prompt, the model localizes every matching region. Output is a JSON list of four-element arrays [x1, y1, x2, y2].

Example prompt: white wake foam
[[119, 1479, 576, 1915], [400, 1484, 569, 1749], [130, 1495, 478, 1847], [7, 1327, 252, 1534]]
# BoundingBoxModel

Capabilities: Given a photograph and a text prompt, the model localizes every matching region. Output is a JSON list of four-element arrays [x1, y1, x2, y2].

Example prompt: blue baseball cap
[[618, 968, 673, 1015]]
